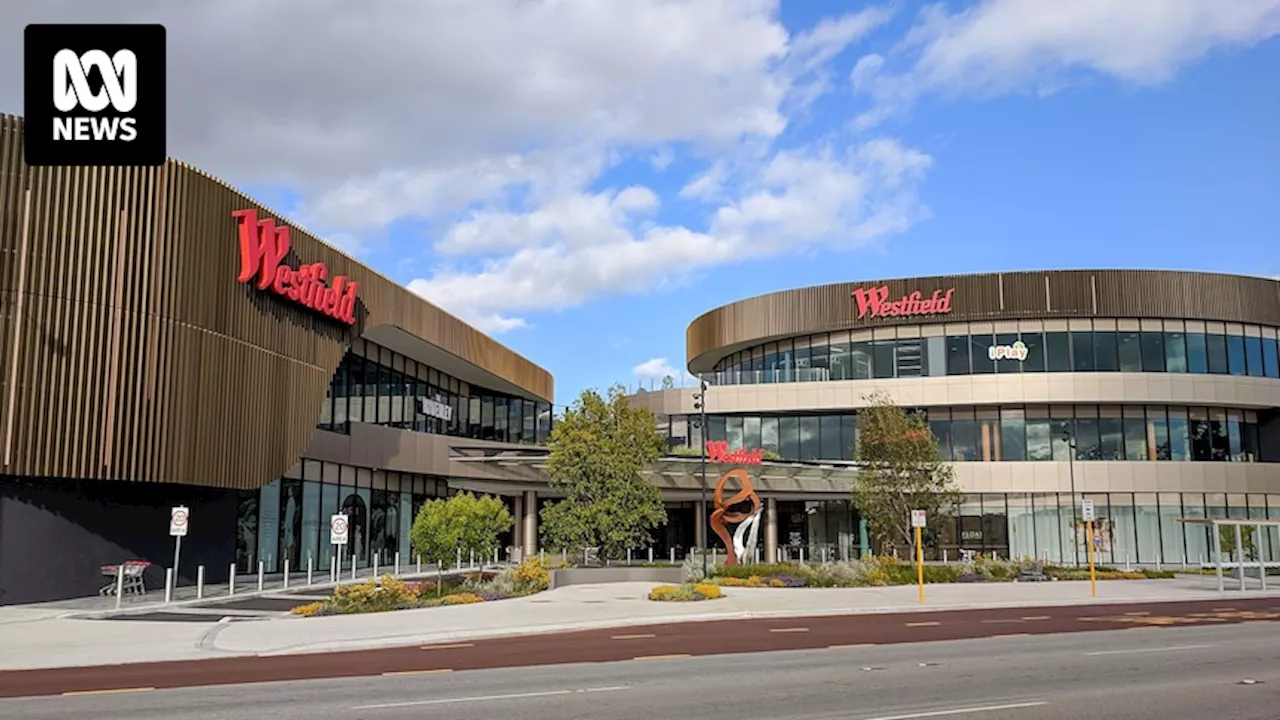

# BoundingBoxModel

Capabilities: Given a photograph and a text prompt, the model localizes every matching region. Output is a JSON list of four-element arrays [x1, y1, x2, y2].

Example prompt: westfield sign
[[851, 286, 955, 320], [706, 441, 766, 465], [233, 209, 359, 325]]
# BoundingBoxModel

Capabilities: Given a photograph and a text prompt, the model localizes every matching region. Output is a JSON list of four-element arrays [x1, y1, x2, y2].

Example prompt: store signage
[[851, 286, 955, 320], [419, 396, 453, 422], [705, 441, 766, 465], [232, 209, 360, 325], [987, 341, 1029, 362]]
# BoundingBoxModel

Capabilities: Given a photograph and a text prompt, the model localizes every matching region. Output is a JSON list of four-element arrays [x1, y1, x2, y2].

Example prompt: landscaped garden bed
[[291, 557, 552, 617], [647, 583, 723, 602], [689, 555, 1176, 589]]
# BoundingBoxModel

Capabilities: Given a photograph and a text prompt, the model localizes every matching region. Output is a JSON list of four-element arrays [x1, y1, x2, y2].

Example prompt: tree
[[850, 393, 962, 555], [661, 375, 676, 390], [410, 492, 512, 593], [540, 384, 668, 560]]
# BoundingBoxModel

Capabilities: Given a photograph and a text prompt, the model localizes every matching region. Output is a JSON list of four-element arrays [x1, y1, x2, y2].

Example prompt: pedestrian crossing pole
[[911, 509, 927, 604]]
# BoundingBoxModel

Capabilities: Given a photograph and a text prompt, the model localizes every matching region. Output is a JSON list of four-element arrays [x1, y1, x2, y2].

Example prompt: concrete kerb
[[235, 585, 1280, 658], [59, 566, 503, 621]]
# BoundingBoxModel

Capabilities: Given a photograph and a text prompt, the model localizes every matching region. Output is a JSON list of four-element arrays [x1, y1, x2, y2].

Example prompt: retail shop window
[[761, 416, 780, 456], [850, 341, 873, 380], [993, 333, 1021, 374], [778, 416, 799, 460], [872, 340, 896, 379], [969, 334, 995, 374], [946, 335, 970, 375], [1020, 332, 1046, 372]]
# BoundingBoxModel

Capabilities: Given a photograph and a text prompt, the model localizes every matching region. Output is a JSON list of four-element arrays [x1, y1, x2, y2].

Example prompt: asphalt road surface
[[3, 596, 1278, 698], [3, 621, 1277, 720]]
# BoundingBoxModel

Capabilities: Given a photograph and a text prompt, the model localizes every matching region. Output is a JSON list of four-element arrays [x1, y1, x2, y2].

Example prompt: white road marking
[[352, 685, 630, 710], [1086, 644, 1214, 657], [860, 701, 1048, 720]]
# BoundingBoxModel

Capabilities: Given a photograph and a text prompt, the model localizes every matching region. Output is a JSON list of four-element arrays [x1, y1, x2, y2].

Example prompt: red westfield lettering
[[233, 209, 359, 325], [851, 286, 954, 320], [705, 441, 766, 465]]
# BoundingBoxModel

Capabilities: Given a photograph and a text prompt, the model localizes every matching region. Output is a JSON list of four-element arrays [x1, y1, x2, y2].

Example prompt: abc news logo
[[24, 24, 167, 167]]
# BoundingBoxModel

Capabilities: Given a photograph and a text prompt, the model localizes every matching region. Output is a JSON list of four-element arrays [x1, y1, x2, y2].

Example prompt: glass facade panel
[[1045, 332, 1071, 372], [1021, 332, 1046, 372], [1246, 336, 1264, 377], [970, 335, 995, 374], [1117, 332, 1142, 372], [946, 336, 969, 375], [1264, 337, 1280, 378], [1071, 332, 1094, 372], [1227, 335, 1247, 376], [1207, 334, 1229, 374], [1164, 331, 1188, 373], [1000, 408, 1026, 461], [1140, 332, 1165, 372], [1093, 331, 1118, 372]]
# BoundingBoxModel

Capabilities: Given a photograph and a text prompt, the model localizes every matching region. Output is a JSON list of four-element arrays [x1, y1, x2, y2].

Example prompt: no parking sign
[[330, 513, 349, 545]]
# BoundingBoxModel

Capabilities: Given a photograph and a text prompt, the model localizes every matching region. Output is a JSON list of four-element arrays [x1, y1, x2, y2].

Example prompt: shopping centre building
[[627, 269, 1280, 566], [0, 114, 554, 604]]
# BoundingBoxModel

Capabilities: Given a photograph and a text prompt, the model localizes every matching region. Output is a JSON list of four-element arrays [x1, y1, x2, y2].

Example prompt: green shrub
[[649, 583, 723, 601]]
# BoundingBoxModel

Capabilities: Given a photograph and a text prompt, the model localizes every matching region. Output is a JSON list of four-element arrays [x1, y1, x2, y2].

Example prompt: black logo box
[[23, 24, 167, 167]]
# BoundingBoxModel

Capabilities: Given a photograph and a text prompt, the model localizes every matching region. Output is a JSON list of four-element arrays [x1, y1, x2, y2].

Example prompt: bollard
[[1125, 553, 1131, 572], [416, 554, 422, 575], [257, 561, 264, 592], [943, 549, 948, 563], [1156, 556, 1162, 571], [712, 548, 718, 565], [164, 568, 174, 603], [583, 548, 588, 565], [373, 553, 379, 578], [395, 552, 401, 576], [330, 556, 338, 583], [754, 547, 761, 563], [494, 547, 499, 564], [669, 547, 675, 564], [627, 548, 632, 566], [648, 547, 654, 563], [1182, 554, 1188, 568], [197, 565, 205, 599], [351, 555, 357, 581], [562, 548, 568, 565], [307, 557, 313, 587], [456, 547, 462, 569], [540, 549, 546, 564], [229, 563, 237, 596], [470, 549, 475, 568], [114, 564, 125, 609], [283, 559, 290, 589]]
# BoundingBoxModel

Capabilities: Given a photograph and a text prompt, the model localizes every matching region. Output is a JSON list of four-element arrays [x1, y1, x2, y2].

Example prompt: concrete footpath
[[2, 575, 1277, 672]]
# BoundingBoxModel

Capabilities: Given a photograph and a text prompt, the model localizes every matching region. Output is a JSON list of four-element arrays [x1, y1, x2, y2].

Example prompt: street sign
[[911, 509, 927, 528], [1081, 499, 1096, 522], [330, 513, 349, 545], [169, 506, 189, 537]]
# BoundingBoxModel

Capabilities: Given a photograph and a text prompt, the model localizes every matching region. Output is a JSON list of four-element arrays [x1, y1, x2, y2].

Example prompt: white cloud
[[852, 0, 1280, 128], [633, 357, 688, 381]]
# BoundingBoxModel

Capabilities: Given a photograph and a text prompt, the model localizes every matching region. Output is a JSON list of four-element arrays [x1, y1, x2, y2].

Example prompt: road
[[3, 621, 1276, 720]]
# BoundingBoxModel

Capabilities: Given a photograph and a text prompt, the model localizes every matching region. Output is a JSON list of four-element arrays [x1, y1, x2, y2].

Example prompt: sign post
[[169, 506, 189, 587], [1082, 499, 1098, 597], [330, 513, 349, 582], [911, 509, 927, 604]]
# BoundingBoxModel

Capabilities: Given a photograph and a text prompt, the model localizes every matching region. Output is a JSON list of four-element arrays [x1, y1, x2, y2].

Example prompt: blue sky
[[9, 1, 1274, 408]]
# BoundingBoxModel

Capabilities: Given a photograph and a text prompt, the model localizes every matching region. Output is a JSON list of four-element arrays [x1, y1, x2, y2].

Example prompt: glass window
[[1051, 418, 1072, 460], [1164, 332, 1188, 373], [1123, 409, 1148, 461], [742, 415, 762, 450], [1243, 414, 1260, 462], [1093, 331, 1118, 372], [1140, 332, 1165, 373], [1209, 408, 1229, 461], [828, 342, 850, 381], [1117, 332, 1142, 372], [809, 342, 830, 380], [895, 339, 924, 377], [872, 341, 896, 379], [726, 416, 744, 450], [480, 395, 495, 440], [1185, 333, 1208, 373], [1206, 334, 1228, 374], [850, 342, 873, 380], [708, 415, 727, 444], [1227, 335, 1247, 376], [493, 396, 509, 443], [1000, 408, 1026, 461], [1097, 413, 1123, 461], [993, 333, 1022, 374], [970, 334, 995, 374], [1189, 408, 1212, 461], [778, 342, 794, 383], [778, 416, 800, 460], [1071, 331, 1095, 372], [522, 400, 536, 444], [1167, 407, 1190, 461], [1264, 336, 1280, 378], [946, 336, 970, 375], [800, 416, 820, 460], [840, 415, 857, 461], [925, 336, 948, 376], [930, 419, 952, 461], [951, 418, 978, 461], [818, 416, 841, 460], [1026, 411, 1052, 461], [763, 353, 778, 384], [1045, 332, 1071, 372], [1020, 332, 1045, 373], [1227, 410, 1243, 461], [1148, 407, 1170, 460], [760, 416, 779, 455], [1075, 417, 1101, 460], [792, 344, 811, 378], [1246, 337, 1264, 377]]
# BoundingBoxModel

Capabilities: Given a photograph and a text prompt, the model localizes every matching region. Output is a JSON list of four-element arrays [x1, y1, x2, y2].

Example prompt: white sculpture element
[[733, 508, 763, 564]]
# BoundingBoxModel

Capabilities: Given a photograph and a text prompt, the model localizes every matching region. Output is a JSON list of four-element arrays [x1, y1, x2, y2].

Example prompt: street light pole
[[693, 378, 710, 579], [1063, 427, 1079, 567]]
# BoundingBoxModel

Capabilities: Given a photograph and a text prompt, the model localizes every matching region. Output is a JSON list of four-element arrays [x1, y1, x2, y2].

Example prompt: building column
[[523, 490, 538, 556], [512, 494, 524, 553], [694, 500, 707, 550], [764, 497, 778, 563]]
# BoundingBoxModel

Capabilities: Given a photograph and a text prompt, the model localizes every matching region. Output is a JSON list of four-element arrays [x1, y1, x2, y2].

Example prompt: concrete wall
[[549, 567, 684, 589]]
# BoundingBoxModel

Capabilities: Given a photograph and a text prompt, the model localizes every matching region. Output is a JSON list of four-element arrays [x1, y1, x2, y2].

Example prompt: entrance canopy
[[1177, 517, 1280, 593]]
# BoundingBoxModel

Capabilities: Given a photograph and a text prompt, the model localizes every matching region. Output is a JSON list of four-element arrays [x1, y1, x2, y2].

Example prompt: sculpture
[[709, 468, 762, 566]]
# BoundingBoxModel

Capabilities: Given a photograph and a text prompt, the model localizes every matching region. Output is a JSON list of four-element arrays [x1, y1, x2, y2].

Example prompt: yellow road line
[[382, 669, 453, 677], [828, 643, 876, 649], [906, 621, 940, 627], [769, 627, 810, 633], [1021, 616, 1052, 621], [419, 643, 474, 650], [62, 687, 155, 697], [633, 654, 692, 661], [611, 633, 656, 640]]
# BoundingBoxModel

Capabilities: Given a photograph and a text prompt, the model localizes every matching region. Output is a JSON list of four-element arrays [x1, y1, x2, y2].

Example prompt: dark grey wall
[[0, 477, 237, 605]]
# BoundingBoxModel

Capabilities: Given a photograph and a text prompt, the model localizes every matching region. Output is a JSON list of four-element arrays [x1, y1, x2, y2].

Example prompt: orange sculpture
[[709, 468, 762, 566]]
